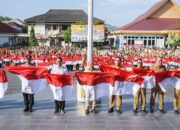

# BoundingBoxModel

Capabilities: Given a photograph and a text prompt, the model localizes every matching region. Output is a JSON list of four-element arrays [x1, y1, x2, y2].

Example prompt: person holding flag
[[84, 62, 98, 115], [50, 57, 68, 114], [133, 58, 148, 114], [174, 67, 180, 114], [6, 55, 48, 113], [23, 55, 34, 112], [22, 55, 35, 112], [108, 57, 125, 114], [150, 57, 166, 114]]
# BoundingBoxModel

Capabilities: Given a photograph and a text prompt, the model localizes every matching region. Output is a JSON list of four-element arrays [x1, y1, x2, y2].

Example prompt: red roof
[[119, 18, 180, 31], [0, 23, 17, 33], [115, 0, 180, 32], [133, 0, 169, 23]]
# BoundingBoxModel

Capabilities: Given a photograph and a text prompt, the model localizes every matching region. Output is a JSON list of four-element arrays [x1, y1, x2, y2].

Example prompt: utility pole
[[87, 0, 93, 66]]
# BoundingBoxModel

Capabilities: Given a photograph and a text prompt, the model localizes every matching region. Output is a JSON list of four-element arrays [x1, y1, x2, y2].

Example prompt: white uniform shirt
[[51, 65, 68, 74]]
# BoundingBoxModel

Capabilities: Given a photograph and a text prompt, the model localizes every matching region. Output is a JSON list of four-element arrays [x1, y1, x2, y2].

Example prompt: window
[[148, 40, 151, 46], [144, 40, 147, 46], [53, 25, 58, 30], [132, 40, 135, 45], [128, 40, 131, 45], [45, 25, 51, 30], [152, 40, 155, 46], [62, 25, 69, 31]]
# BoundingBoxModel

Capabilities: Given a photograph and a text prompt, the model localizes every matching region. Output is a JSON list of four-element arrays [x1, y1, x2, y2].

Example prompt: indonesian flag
[[100, 65, 144, 96], [156, 71, 180, 92], [132, 68, 156, 89], [37, 62, 54, 69], [75, 72, 114, 101], [45, 74, 73, 101], [0, 70, 8, 98], [6, 66, 48, 94]]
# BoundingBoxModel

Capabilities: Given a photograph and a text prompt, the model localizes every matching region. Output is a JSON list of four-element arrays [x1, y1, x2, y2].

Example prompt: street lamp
[[87, 0, 93, 66]]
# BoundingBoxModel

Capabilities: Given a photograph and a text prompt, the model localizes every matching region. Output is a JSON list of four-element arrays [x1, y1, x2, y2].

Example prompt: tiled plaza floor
[[0, 71, 179, 130]]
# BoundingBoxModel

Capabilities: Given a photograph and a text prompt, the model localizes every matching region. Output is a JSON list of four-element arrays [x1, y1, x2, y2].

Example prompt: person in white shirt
[[50, 57, 68, 114]]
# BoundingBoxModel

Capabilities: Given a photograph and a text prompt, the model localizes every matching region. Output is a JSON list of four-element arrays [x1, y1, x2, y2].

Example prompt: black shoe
[[141, 110, 148, 114], [85, 109, 89, 115], [23, 106, 29, 112], [116, 109, 122, 114], [159, 109, 165, 114], [92, 109, 97, 114], [108, 109, 114, 113], [54, 109, 59, 114], [29, 108, 33, 112], [133, 109, 137, 114], [150, 108, 154, 113], [174, 110, 179, 114]]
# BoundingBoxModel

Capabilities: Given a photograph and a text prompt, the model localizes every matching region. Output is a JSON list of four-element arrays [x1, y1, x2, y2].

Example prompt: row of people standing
[[20, 55, 180, 115], [84, 57, 180, 115]]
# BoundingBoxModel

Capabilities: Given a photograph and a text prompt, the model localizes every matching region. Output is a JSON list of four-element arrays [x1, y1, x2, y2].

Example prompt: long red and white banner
[[45, 74, 73, 101], [6, 66, 48, 94], [0, 70, 8, 98], [100, 65, 144, 96], [132, 68, 156, 89], [75, 72, 114, 101]]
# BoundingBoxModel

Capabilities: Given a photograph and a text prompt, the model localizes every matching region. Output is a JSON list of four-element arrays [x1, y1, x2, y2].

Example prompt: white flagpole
[[87, 0, 93, 66]]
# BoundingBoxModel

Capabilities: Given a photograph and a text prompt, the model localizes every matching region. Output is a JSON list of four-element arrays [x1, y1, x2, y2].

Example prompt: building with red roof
[[110, 0, 180, 48]]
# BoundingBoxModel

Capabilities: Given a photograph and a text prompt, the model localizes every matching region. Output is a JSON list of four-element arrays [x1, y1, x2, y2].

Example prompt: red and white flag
[[0, 70, 8, 98], [45, 74, 73, 101], [75, 72, 114, 101], [132, 68, 156, 89], [100, 65, 144, 96], [156, 71, 180, 92], [6, 66, 48, 94]]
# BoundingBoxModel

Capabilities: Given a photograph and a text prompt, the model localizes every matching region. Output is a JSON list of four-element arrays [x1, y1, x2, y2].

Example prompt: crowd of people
[[0, 46, 180, 70], [0, 46, 180, 115]]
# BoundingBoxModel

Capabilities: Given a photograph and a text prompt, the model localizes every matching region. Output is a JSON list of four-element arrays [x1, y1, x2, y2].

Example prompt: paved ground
[[0, 71, 180, 130]]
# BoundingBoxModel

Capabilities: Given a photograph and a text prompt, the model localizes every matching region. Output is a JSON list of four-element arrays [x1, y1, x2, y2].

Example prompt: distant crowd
[[0, 46, 180, 70]]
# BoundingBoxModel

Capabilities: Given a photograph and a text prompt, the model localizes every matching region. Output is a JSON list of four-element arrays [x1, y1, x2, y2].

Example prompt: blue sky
[[0, 0, 180, 27]]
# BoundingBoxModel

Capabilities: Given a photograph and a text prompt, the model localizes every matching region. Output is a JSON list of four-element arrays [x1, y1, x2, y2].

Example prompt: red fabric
[[0, 70, 8, 83], [100, 65, 144, 86], [132, 68, 155, 76], [155, 71, 177, 83], [6, 66, 48, 80], [45, 74, 73, 87], [75, 72, 114, 86]]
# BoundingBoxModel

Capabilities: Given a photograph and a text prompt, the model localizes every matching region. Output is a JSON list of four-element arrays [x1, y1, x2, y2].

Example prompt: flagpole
[[87, 0, 93, 66]]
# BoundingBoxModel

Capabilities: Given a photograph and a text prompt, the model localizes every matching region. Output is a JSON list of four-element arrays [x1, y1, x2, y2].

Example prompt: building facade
[[0, 23, 17, 47], [110, 0, 180, 48], [25, 9, 104, 46]]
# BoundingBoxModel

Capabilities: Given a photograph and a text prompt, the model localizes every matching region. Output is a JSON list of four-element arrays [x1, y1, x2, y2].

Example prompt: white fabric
[[142, 76, 156, 89], [18, 75, 47, 94], [174, 77, 180, 90], [158, 77, 175, 92], [82, 83, 113, 101], [112, 81, 140, 96], [51, 65, 68, 74], [49, 85, 73, 101], [0, 82, 8, 98]]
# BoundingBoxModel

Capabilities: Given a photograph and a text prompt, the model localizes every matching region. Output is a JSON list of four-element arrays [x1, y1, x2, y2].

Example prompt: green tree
[[166, 34, 180, 50], [75, 20, 86, 25], [29, 25, 37, 46], [64, 26, 71, 43], [0, 16, 12, 22]]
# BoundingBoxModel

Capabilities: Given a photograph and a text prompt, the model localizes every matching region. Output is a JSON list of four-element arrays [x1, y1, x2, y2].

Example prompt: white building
[[25, 9, 104, 46], [0, 23, 17, 46]]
